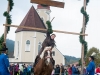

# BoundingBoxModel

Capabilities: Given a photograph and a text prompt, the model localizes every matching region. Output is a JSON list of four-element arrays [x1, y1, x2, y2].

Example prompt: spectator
[[86, 56, 95, 75], [23, 65, 27, 75], [96, 64, 100, 74], [68, 65, 72, 75], [55, 64, 60, 75], [14, 63, 19, 75], [72, 64, 80, 75], [64, 69, 68, 75], [60, 63, 64, 75], [0, 46, 10, 75], [27, 64, 31, 75]]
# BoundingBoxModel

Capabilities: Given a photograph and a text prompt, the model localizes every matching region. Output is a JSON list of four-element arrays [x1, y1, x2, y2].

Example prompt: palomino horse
[[34, 46, 54, 75]]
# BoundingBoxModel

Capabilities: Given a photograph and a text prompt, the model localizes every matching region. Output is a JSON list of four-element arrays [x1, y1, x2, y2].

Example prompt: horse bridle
[[44, 50, 52, 59]]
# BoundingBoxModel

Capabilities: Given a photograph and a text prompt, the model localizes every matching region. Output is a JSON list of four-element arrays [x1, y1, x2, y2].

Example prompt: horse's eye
[[44, 52, 48, 56]]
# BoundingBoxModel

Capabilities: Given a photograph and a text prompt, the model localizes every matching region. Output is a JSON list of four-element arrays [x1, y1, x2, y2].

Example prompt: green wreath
[[79, 0, 89, 56], [0, 0, 14, 52]]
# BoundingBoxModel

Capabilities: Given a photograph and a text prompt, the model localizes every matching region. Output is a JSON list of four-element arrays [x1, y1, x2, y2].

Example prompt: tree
[[85, 47, 100, 67]]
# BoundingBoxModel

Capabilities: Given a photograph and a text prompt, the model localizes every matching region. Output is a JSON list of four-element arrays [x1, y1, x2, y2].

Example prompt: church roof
[[15, 6, 46, 33]]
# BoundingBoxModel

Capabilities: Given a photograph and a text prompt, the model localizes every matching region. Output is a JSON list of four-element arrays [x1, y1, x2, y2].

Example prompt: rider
[[33, 30, 56, 67]]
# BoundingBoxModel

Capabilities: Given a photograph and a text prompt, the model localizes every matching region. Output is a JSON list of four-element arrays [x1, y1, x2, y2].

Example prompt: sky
[[0, 0, 100, 58]]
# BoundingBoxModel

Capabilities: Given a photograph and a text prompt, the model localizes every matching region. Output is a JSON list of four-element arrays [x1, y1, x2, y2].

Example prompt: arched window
[[52, 51, 55, 56], [16, 41, 19, 57], [25, 40, 30, 51], [38, 42, 41, 54]]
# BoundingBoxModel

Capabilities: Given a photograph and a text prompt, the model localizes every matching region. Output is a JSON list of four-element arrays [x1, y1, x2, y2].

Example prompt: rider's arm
[[46, 31, 50, 37]]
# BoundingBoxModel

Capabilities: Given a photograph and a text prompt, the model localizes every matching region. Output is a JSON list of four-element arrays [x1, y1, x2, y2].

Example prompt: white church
[[9, 5, 66, 65]]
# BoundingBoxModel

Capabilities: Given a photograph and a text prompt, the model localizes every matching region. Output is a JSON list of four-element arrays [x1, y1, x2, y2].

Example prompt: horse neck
[[42, 58, 46, 65]]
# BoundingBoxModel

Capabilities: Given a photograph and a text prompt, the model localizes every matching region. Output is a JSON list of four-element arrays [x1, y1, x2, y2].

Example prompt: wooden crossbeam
[[30, 0, 65, 8], [3, 24, 88, 36]]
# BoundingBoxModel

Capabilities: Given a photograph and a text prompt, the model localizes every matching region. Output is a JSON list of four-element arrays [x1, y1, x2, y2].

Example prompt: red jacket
[[96, 67, 100, 73], [68, 67, 72, 75]]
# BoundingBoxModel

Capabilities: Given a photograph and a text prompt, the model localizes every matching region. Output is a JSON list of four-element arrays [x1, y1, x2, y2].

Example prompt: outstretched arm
[[46, 31, 50, 37]]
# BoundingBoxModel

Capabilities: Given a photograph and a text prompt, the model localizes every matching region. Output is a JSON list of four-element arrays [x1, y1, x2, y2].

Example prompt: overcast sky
[[0, 0, 100, 58]]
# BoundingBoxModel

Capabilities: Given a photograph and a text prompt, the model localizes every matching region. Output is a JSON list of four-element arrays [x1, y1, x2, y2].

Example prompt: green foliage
[[8, 0, 14, 11], [0, 34, 4, 54], [79, 0, 89, 56], [85, 47, 100, 67], [81, 7, 89, 25], [46, 21, 53, 34], [78, 59, 82, 66], [3, 0, 14, 33], [3, 11, 12, 32], [0, 0, 14, 53]]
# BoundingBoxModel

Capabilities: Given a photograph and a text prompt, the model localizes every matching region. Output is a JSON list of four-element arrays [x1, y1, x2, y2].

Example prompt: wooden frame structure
[[3, 0, 87, 74], [30, 0, 65, 8], [3, 24, 88, 36]]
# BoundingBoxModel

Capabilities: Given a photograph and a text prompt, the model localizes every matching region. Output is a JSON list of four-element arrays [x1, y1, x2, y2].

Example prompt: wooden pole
[[4, 1, 10, 43], [81, 0, 86, 74], [31, 0, 65, 8], [3, 24, 88, 36]]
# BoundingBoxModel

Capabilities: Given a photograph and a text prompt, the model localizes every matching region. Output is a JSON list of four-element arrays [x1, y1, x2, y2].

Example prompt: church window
[[16, 41, 19, 57], [38, 42, 42, 54], [52, 51, 55, 56], [25, 40, 30, 52]]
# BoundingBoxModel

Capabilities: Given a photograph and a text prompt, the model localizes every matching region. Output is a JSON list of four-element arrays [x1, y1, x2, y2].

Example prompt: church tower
[[13, 6, 46, 63], [36, 4, 51, 28]]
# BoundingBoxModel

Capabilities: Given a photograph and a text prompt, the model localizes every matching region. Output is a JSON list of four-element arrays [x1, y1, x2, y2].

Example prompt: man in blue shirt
[[86, 56, 95, 75], [0, 44, 10, 75]]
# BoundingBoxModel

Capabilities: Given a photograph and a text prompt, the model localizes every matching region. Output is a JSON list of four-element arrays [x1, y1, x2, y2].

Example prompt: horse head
[[40, 46, 52, 65], [34, 46, 54, 75]]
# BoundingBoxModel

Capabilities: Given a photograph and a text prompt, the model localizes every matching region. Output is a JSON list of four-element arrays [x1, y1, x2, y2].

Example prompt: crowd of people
[[51, 56, 100, 75], [9, 63, 80, 75], [9, 63, 33, 75], [51, 63, 80, 75], [7, 62, 100, 75]]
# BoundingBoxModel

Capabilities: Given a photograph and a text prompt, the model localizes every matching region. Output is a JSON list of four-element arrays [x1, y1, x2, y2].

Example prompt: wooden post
[[4, 1, 10, 43], [3, 24, 88, 36], [81, 0, 86, 74], [31, 0, 65, 8]]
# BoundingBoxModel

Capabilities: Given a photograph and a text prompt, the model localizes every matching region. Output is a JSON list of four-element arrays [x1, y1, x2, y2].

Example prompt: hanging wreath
[[46, 21, 53, 34], [79, 0, 89, 56], [3, 0, 14, 33], [0, 0, 14, 52]]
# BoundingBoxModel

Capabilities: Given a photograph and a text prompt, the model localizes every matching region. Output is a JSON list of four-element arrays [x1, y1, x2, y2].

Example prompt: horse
[[33, 46, 54, 75]]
